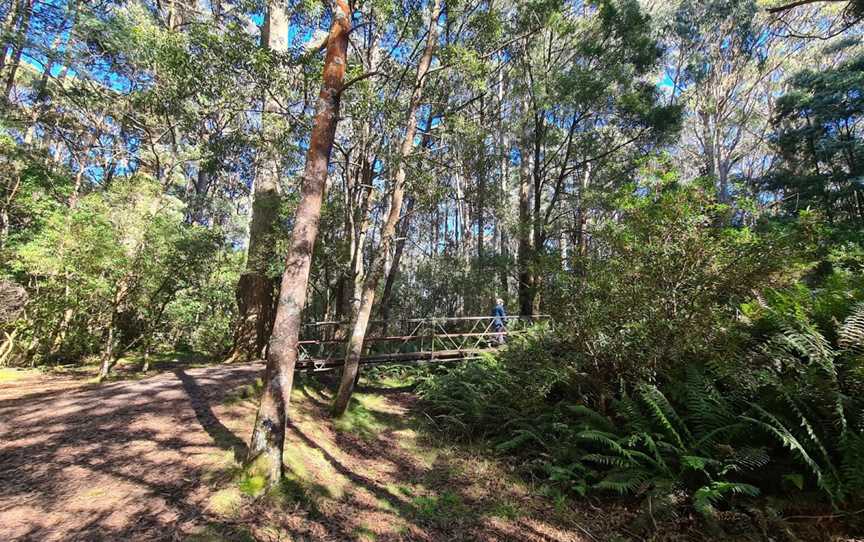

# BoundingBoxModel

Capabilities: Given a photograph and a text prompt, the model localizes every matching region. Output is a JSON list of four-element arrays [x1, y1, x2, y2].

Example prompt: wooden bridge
[[294, 315, 548, 372]]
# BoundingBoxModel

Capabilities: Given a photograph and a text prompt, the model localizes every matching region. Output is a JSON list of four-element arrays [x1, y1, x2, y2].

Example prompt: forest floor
[[0, 361, 858, 541]]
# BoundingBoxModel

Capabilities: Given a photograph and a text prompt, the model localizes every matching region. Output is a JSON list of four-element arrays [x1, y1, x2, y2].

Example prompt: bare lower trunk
[[246, 0, 350, 484], [229, 0, 289, 362], [332, 0, 441, 417], [378, 198, 414, 334], [229, 273, 276, 361], [517, 101, 535, 316], [0, 0, 20, 76], [97, 316, 117, 382], [0, 329, 19, 366], [141, 339, 152, 372]]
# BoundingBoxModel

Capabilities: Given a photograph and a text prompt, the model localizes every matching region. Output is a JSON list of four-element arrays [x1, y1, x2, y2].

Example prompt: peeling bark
[[228, 0, 290, 363], [246, 0, 351, 483]]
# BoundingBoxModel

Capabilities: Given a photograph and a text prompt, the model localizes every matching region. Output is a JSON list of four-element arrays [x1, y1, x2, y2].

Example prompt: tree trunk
[[332, 0, 441, 417], [477, 100, 486, 267], [497, 68, 510, 297], [97, 305, 119, 382], [0, 0, 21, 75], [23, 0, 78, 145], [228, 0, 290, 363], [378, 197, 414, 333], [2, 0, 33, 102], [246, 0, 350, 484], [517, 98, 535, 316]]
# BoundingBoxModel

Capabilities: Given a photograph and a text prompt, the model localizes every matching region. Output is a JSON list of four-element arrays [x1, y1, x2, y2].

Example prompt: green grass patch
[[353, 524, 378, 541], [0, 367, 37, 383], [224, 378, 263, 405], [238, 473, 267, 497], [487, 499, 522, 520], [333, 394, 390, 439], [208, 488, 244, 518], [412, 490, 469, 523]]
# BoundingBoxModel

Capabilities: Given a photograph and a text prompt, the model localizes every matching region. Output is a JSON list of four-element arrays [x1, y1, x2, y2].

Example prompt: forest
[[2, 0, 864, 539]]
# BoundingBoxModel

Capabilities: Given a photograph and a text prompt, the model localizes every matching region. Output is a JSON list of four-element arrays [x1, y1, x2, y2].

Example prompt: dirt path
[[0, 365, 604, 542], [0, 364, 262, 541]]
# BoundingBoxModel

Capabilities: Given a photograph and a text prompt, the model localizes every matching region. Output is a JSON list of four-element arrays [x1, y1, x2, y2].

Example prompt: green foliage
[[3, 176, 239, 365], [549, 176, 803, 388], [765, 48, 864, 223], [421, 194, 864, 520]]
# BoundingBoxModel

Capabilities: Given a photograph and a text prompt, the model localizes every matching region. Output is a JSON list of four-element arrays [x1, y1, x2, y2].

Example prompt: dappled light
[[3, 0, 864, 539]]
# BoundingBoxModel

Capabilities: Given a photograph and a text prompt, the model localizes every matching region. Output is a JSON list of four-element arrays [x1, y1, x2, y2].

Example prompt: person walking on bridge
[[492, 298, 507, 345]]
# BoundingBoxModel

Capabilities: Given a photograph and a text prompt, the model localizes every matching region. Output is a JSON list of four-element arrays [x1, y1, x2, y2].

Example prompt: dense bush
[[421, 294, 864, 516], [419, 183, 864, 519], [1, 175, 241, 367], [544, 179, 807, 394]]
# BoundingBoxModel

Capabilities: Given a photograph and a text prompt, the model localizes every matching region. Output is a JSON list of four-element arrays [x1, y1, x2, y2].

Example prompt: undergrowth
[[418, 277, 864, 528]]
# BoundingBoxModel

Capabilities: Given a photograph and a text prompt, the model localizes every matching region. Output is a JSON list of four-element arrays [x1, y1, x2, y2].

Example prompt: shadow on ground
[[0, 363, 262, 541], [0, 363, 616, 542], [219, 375, 599, 542]]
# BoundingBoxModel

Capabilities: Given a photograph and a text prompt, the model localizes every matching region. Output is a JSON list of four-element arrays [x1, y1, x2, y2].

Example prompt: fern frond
[[839, 302, 864, 353], [564, 404, 615, 432], [693, 482, 760, 516], [742, 404, 834, 499], [637, 384, 691, 450], [595, 469, 655, 495]]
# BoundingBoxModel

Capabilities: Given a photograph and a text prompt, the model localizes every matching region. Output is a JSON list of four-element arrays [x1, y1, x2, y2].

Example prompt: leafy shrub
[[420, 260, 864, 517], [546, 180, 805, 393]]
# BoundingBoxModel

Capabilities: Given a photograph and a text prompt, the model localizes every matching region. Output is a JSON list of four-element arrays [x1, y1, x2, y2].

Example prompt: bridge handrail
[[301, 314, 551, 327]]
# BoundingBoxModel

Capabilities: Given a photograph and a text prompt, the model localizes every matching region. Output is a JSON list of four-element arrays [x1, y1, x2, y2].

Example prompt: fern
[[582, 453, 636, 469], [838, 302, 864, 353], [563, 404, 616, 432], [684, 367, 735, 438], [742, 403, 834, 499], [637, 384, 692, 450], [595, 468, 654, 495], [840, 432, 864, 494], [693, 482, 760, 516], [727, 446, 770, 472], [779, 389, 841, 483]]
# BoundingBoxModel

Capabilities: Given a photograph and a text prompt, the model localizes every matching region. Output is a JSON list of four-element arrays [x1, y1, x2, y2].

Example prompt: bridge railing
[[295, 315, 550, 370]]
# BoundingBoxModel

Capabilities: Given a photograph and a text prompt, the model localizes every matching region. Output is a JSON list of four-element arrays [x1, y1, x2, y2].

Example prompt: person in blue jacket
[[492, 298, 507, 345]]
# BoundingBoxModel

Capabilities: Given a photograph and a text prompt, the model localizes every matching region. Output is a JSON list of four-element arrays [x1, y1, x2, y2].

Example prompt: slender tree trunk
[[517, 98, 535, 316], [228, 0, 290, 363], [97, 290, 123, 382], [332, 0, 441, 417], [24, 0, 78, 145], [497, 68, 510, 297], [0, 0, 21, 76], [3, 0, 32, 102], [477, 99, 486, 267], [348, 160, 375, 317], [246, 0, 350, 483], [378, 197, 414, 333]]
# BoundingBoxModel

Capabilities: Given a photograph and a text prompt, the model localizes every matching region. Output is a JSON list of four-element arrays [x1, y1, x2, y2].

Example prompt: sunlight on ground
[[200, 374, 586, 541], [0, 367, 39, 383]]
